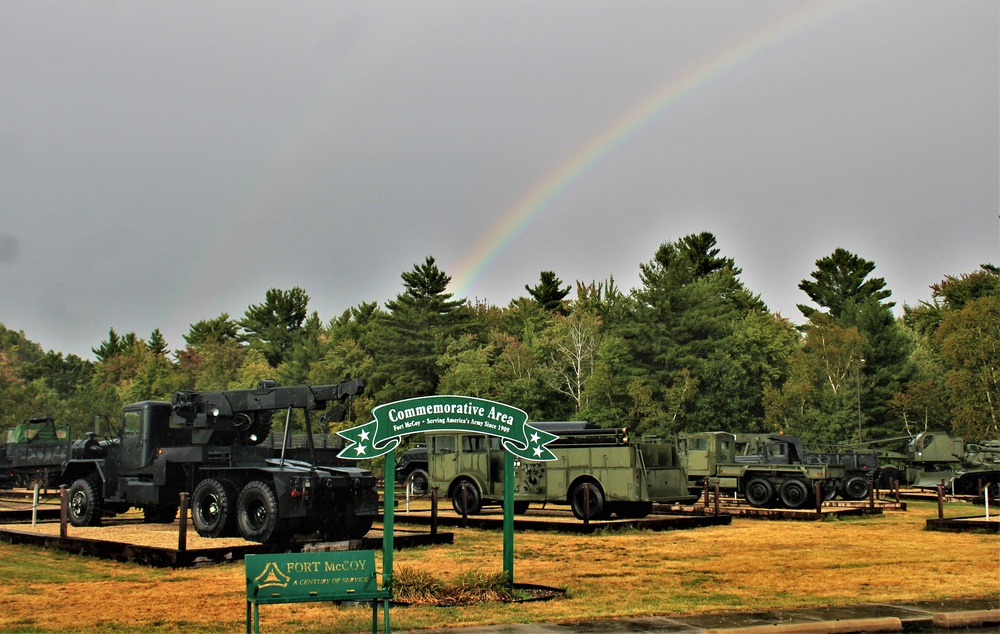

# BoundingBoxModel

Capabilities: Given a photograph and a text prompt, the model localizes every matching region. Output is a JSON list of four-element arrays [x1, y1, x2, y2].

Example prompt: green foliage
[[183, 313, 240, 349], [935, 295, 1000, 440], [239, 287, 311, 368], [0, 240, 994, 449], [372, 256, 469, 401], [797, 247, 893, 320]]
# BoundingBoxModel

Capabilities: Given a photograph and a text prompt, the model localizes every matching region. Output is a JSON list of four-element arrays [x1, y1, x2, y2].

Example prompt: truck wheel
[[68, 478, 103, 527], [192, 478, 238, 538], [237, 480, 286, 543], [744, 477, 774, 508], [985, 482, 1000, 506], [347, 514, 374, 539], [877, 467, 900, 490], [142, 504, 179, 524], [408, 469, 429, 496], [570, 481, 607, 520], [822, 483, 838, 501], [842, 475, 869, 501], [451, 479, 482, 515], [779, 479, 811, 509], [317, 512, 374, 541]]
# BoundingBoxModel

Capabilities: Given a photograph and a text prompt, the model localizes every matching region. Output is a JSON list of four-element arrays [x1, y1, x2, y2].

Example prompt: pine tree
[[373, 256, 469, 400], [525, 271, 571, 314]]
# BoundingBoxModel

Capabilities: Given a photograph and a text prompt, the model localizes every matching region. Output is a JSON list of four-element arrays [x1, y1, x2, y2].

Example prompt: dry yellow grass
[[0, 501, 996, 633]]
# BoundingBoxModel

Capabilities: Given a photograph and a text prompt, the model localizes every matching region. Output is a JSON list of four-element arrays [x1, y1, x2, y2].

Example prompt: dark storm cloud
[[0, 1, 996, 358]]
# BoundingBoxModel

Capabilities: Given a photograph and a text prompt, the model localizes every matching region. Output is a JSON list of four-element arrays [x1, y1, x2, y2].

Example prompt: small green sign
[[337, 395, 558, 461], [245, 551, 380, 603]]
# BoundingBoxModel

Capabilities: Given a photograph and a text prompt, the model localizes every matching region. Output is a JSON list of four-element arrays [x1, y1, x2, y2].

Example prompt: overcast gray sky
[[1, 1, 997, 360]]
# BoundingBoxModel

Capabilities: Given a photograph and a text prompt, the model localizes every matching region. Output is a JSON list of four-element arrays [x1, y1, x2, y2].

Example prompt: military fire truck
[[427, 422, 696, 521]]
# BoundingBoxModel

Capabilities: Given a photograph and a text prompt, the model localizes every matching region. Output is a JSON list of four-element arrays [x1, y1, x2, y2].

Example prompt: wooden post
[[815, 481, 823, 515], [894, 479, 900, 505], [713, 483, 720, 516], [178, 493, 189, 552], [32, 481, 40, 527], [937, 480, 945, 519], [59, 484, 68, 539], [703, 480, 710, 508], [868, 477, 875, 512], [430, 487, 439, 537], [460, 481, 468, 526]]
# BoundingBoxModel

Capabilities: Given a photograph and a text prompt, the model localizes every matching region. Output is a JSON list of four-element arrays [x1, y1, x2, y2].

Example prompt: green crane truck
[[60, 379, 379, 543], [427, 422, 696, 521], [678, 431, 845, 509]]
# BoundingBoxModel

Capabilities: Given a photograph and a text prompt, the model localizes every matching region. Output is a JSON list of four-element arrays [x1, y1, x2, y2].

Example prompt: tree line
[[1, 232, 997, 445]]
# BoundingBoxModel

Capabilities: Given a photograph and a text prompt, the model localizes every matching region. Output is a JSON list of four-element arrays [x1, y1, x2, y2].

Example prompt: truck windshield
[[123, 411, 142, 437], [431, 436, 455, 455]]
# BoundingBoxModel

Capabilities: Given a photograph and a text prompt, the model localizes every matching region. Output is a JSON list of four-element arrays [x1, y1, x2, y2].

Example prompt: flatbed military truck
[[427, 422, 696, 521], [0, 417, 72, 489], [61, 379, 379, 543], [678, 431, 845, 509]]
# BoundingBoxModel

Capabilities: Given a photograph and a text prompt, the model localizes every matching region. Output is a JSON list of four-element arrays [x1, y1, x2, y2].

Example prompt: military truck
[[888, 431, 1000, 499], [427, 422, 696, 521], [0, 417, 72, 489], [60, 379, 379, 543], [394, 445, 429, 494], [678, 431, 845, 509]]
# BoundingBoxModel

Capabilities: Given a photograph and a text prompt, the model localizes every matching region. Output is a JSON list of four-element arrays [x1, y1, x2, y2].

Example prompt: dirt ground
[[0, 498, 996, 633]]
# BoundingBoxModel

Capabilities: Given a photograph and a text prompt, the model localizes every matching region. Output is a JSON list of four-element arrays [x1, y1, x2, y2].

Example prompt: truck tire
[[317, 511, 374, 541], [842, 475, 869, 501], [570, 481, 608, 520], [192, 478, 239, 538], [877, 467, 900, 490], [408, 469, 429, 496], [68, 478, 103, 527], [451, 479, 482, 515], [237, 480, 287, 543], [779, 478, 811, 509], [744, 477, 774, 508]]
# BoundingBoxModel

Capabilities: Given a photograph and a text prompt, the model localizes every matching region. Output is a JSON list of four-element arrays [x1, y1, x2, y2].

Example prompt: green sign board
[[245, 551, 380, 603], [336, 395, 558, 462], [245, 551, 389, 633]]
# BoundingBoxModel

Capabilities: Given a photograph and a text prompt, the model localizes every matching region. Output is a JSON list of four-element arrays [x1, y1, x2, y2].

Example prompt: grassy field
[[0, 500, 996, 633]]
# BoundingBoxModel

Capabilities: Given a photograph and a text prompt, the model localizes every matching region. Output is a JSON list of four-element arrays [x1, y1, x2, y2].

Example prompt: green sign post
[[337, 395, 558, 583]]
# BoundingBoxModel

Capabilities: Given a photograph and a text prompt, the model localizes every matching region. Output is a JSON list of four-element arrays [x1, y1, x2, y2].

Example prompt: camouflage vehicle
[[678, 431, 845, 509], [427, 422, 696, 521]]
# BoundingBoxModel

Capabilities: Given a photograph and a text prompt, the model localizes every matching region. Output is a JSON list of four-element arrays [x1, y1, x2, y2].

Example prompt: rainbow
[[449, 0, 860, 299]]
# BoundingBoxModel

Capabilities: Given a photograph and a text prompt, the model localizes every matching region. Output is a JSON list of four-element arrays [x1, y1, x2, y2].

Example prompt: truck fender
[[61, 459, 109, 490], [447, 473, 489, 500]]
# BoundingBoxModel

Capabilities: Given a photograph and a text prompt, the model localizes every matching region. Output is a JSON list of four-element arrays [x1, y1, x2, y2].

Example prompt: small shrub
[[392, 566, 514, 605]]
